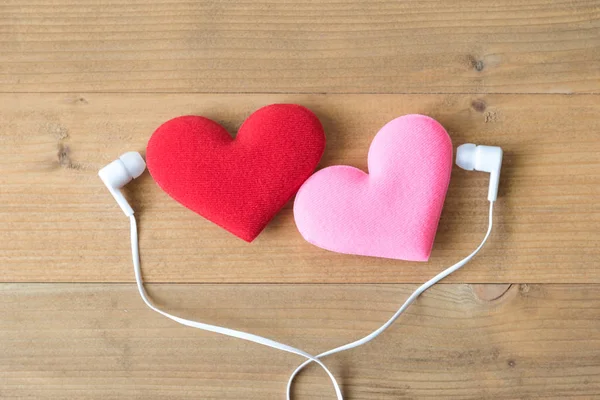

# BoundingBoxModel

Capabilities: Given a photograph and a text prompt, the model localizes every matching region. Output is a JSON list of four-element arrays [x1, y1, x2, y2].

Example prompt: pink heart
[[293, 114, 453, 261]]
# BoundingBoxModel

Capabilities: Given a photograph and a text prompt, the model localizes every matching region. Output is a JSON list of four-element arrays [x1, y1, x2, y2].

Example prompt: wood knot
[[471, 284, 512, 302], [474, 60, 484, 71], [471, 99, 487, 113], [57, 143, 83, 170]]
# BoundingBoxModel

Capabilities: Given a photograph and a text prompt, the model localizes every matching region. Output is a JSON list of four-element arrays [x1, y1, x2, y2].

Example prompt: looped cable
[[129, 201, 494, 400], [129, 215, 344, 400]]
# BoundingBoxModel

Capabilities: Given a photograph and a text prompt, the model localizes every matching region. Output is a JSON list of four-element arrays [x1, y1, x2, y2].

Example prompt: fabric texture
[[293, 114, 453, 261], [146, 104, 325, 242]]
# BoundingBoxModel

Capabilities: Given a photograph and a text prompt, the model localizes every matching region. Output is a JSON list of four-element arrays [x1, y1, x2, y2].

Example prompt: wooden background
[[1, 0, 599, 399]]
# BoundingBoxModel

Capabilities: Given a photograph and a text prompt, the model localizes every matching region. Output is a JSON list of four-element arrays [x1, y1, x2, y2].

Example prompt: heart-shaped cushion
[[146, 104, 325, 242], [293, 114, 452, 261]]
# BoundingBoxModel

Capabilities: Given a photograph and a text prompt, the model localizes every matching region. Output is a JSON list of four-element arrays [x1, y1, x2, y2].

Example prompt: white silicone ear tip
[[456, 143, 476, 171], [119, 152, 146, 179]]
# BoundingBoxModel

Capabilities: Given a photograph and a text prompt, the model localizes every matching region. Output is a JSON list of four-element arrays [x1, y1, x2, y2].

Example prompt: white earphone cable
[[285, 200, 495, 399], [129, 201, 494, 400], [129, 214, 344, 400]]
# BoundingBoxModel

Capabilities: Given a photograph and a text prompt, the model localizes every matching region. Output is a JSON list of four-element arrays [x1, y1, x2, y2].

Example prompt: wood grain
[[2, 283, 599, 399], [2, 1, 600, 399], [1, 93, 599, 283], [1, 0, 599, 94]]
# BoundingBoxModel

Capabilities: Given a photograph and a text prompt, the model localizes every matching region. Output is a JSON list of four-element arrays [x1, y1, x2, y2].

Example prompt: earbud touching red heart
[[146, 104, 325, 242], [293, 114, 452, 261]]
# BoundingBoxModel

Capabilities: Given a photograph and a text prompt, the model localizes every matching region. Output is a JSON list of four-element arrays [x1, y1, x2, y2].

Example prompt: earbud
[[456, 144, 503, 202], [98, 152, 146, 216]]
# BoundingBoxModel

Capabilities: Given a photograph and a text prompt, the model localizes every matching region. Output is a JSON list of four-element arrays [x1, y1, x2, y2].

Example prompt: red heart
[[146, 104, 325, 242]]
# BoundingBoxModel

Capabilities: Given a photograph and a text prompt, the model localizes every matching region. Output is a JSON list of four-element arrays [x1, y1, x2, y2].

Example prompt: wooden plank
[[1, 283, 599, 399], [1, 93, 599, 283], [1, 0, 599, 94]]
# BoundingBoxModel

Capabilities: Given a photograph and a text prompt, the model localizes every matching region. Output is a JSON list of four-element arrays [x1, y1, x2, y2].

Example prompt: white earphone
[[99, 151, 146, 216], [456, 144, 503, 201], [99, 143, 503, 400]]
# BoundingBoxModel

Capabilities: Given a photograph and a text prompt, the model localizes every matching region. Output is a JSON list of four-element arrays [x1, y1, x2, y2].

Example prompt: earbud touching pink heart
[[294, 114, 452, 261], [146, 104, 325, 242]]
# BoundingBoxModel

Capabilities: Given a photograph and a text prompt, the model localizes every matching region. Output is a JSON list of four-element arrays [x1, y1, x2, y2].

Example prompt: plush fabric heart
[[146, 104, 325, 242], [293, 114, 452, 261]]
